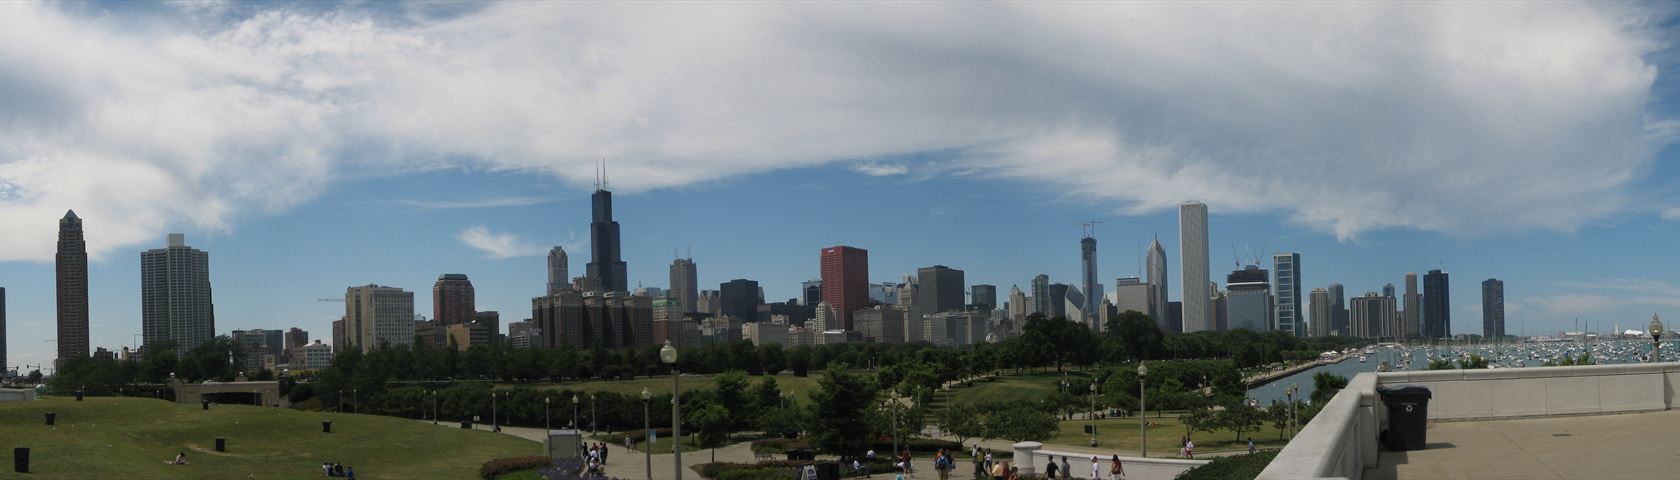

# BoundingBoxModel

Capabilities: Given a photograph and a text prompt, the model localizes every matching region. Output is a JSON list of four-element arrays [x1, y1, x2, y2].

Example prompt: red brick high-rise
[[433, 274, 476, 325], [820, 246, 869, 330]]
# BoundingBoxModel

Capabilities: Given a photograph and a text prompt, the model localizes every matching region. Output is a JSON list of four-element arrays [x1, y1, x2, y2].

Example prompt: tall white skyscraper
[[1008, 285, 1028, 322], [1179, 201, 1211, 332], [1146, 237, 1168, 328], [547, 246, 569, 295], [141, 234, 216, 357]]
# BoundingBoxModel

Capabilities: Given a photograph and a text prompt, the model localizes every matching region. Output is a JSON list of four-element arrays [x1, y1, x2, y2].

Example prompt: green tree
[[1266, 400, 1291, 440], [1216, 404, 1265, 441], [1309, 372, 1349, 405], [1425, 358, 1456, 370], [983, 401, 1058, 442], [1456, 354, 1489, 370], [1180, 406, 1218, 439], [789, 346, 813, 377], [1106, 310, 1164, 361], [759, 344, 787, 375], [937, 402, 987, 448], [810, 363, 877, 457], [690, 402, 733, 463], [713, 370, 751, 428]]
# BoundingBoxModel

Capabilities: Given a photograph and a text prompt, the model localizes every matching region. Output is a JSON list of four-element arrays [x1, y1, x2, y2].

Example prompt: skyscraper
[[820, 246, 869, 330], [141, 234, 216, 356], [670, 257, 699, 313], [57, 210, 89, 362], [1047, 283, 1070, 319], [1180, 201, 1211, 332], [1112, 277, 1152, 319], [1147, 237, 1169, 328], [916, 265, 966, 315], [1081, 234, 1100, 323], [1350, 292, 1398, 339], [547, 246, 569, 295], [720, 279, 761, 322], [1327, 283, 1347, 336], [1309, 288, 1331, 337], [284, 327, 308, 363], [432, 274, 475, 325], [1482, 278, 1505, 340], [1423, 270, 1451, 339], [344, 285, 415, 353], [971, 285, 997, 311], [586, 173, 628, 292], [1007, 285, 1027, 321], [1226, 266, 1271, 331], [1272, 252, 1302, 336], [1382, 283, 1396, 298], [801, 280, 823, 306], [0, 287, 6, 373], [1404, 273, 1420, 339], [1030, 274, 1050, 315]]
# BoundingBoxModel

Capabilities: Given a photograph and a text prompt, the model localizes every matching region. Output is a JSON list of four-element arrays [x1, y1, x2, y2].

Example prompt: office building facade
[[1180, 201, 1211, 332], [432, 274, 475, 325], [1482, 278, 1505, 339], [548, 246, 569, 295], [57, 210, 90, 362], [916, 265, 966, 315], [1226, 266, 1271, 331], [971, 284, 997, 311], [1404, 273, 1420, 339], [1328, 283, 1347, 336], [1081, 235, 1100, 325], [344, 285, 415, 353], [1272, 252, 1302, 336], [586, 182, 629, 292], [1423, 270, 1452, 338], [820, 246, 869, 330], [720, 279, 761, 322], [142, 234, 217, 356], [1031, 274, 1050, 315], [1112, 277, 1153, 319], [1309, 288, 1331, 337], [670, 257, 699, 313], [1147, 237, 1169, 328], [1350, 292, 1398, 339]]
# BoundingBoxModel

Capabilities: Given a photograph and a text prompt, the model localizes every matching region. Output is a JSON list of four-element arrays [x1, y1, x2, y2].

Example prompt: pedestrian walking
[[1089, 456, 1099, 480], [1059, 456, 1070, 480], [936, 449, 952, 480], [1185, 439, 1194, 459], [1247, 438, 1255, 454], [1108, 455, 1124, 480]]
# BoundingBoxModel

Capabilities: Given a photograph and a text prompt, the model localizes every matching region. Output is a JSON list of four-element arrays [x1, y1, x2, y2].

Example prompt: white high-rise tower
[[1179, 201, 1210, 332]]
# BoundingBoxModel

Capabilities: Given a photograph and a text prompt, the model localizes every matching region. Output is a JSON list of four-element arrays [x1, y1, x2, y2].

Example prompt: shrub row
[[480, 456, 552, 479]]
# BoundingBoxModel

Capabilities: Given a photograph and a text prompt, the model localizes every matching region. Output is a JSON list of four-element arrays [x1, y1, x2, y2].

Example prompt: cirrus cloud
[[0, 2, 1671, 261]]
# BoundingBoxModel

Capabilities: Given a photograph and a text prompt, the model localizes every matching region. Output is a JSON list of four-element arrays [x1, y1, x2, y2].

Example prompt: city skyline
[[5, 2, 1680, 368]]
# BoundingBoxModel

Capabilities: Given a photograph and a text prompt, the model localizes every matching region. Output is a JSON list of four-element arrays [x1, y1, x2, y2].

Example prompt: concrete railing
[[0, 388, 39, 402], [1258, 362, 1680, 480], [1012, 442, 1208, 480]]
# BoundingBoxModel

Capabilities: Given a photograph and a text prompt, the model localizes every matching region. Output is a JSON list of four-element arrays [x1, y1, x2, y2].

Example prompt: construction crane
[[1078, 220, 1103, 238], [318, 298, 345, 302]]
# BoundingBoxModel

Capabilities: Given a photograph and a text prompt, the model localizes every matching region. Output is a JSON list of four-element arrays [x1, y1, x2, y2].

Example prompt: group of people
[[1179, 437, 1196, 459], [321, 462, 354, 478], [580, 442, 610, 476], [1041, 455, 1125, 480]]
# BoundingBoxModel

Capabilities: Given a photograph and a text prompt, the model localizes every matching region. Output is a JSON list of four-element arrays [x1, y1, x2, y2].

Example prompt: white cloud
[[1525, 294, 1622, 314], [456, 226, 545, 259], [0, 3, 1671, 260], [1663, 207, 1680, 221], [854, 162, 909, 177], [391, 196, 551, 210]]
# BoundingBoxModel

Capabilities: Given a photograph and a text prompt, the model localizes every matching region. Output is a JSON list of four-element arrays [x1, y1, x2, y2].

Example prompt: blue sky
[[4, 2, 1680, 370]]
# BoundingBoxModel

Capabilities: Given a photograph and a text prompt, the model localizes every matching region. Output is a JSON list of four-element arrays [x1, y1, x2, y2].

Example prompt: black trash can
[[461, 420, 472, 429], [215, 437, 226, 452], [45, 412, 55, 426], [322, 420, 332, 433], [1378, 385, 1432, 451], [202, 399, 210, 410], [75, 391, 84, 401], [13, 447, 27, 473], [1083, 424, 1095, 434], [813, 461, 840, 480]]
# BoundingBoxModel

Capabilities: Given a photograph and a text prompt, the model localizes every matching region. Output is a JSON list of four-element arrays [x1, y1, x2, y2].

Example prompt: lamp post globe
[[572, 394, 579, 429], [661, 340, 683, 480], [1651, 314, 1665, 362], [1088, 382, 1098, 447]]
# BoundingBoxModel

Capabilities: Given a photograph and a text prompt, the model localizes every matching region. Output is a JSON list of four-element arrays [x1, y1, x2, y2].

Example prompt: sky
[[5, 1, 1680, 371]]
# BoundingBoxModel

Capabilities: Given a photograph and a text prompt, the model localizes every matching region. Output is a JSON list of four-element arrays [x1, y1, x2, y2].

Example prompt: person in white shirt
[[1090, 457, 1100, 480]]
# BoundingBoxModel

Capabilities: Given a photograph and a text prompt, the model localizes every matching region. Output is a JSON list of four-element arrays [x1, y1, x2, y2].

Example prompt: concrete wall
[[0, 388, 38, 402], [1258, 362, 1680, 480], [1017, 444, 1207, 480]]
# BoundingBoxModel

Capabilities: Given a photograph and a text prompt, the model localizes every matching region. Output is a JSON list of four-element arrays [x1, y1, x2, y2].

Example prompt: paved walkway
[[1365, 409, 1680, 479]]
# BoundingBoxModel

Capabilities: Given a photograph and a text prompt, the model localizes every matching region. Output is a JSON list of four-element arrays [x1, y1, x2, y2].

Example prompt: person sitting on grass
[[167, 452, 188, 465]]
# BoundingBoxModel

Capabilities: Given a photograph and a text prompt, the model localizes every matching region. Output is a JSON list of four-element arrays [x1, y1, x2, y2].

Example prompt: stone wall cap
[[1012, 441, 1043, 448]]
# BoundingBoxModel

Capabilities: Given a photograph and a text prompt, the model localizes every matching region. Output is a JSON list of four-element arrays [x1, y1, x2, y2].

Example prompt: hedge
[[1174, 450, 1278, 480], [480, 456, 553, 479]]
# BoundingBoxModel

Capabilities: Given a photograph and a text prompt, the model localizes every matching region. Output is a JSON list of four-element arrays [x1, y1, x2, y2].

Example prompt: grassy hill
[[0, 396, 537, 479], [520, 372, 823, 399]]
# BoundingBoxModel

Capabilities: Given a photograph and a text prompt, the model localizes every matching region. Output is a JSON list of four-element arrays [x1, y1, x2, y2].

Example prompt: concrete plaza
[[1365, 410, 1680, 479]]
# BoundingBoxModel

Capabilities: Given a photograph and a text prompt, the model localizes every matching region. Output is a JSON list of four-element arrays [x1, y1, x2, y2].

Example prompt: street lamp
[[572, 395, 580, 430], [642, 387, 653, 480], [353, 388, 358, 414], [545, 396, 552, 437], [1650, 314, 1665, 363], [1138, 363, 1148, 458], [1286, 384, 1299, 438], [661, 340, 682, 480], [492, 391, 499, 432], [431, 390, 437, 425], [888, 391, 899, 462], [591, 393, 597, 436], [1089, 382, 1098, 447]]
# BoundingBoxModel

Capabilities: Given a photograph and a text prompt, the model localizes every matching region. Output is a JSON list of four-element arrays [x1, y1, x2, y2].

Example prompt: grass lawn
[[517, 373, 824, 399], [1, 396, 538, 479], [944, 370, 1102, 406], [1046, 416, 1289, 454]]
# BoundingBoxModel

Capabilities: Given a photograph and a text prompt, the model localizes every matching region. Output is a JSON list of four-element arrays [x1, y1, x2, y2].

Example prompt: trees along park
[[25, 311, 1371, 464]]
